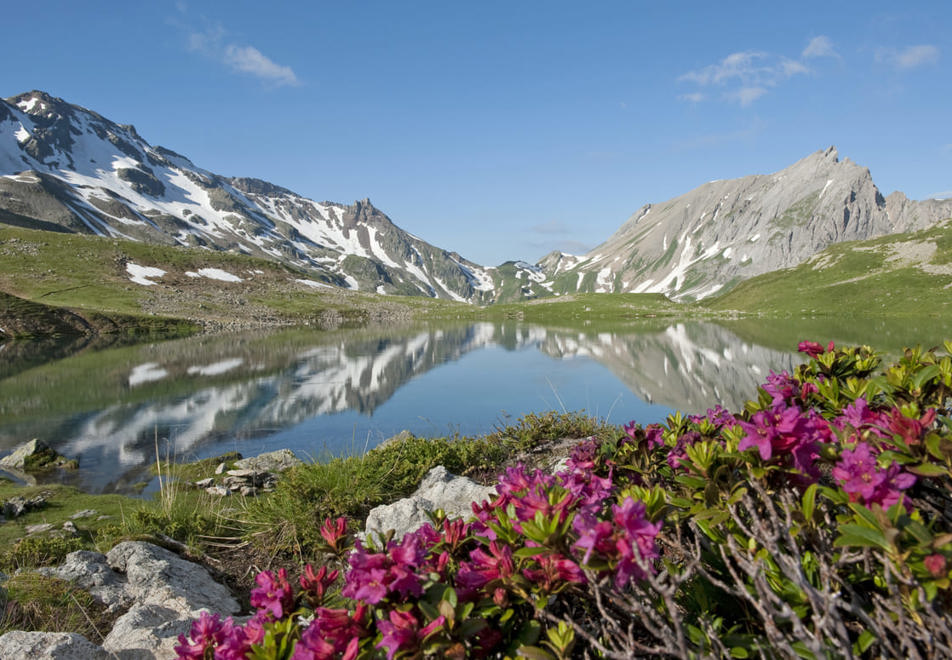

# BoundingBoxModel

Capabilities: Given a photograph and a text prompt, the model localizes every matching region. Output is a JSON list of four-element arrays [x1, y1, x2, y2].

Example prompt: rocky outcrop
[[232, 448, 301, 473], [0, 438, 77, 471], [0, 91, 497, 303], [363, 466, 496, 542], [542, 146, 952, 301], [0, 631, 112, 659], [21, 541, 240, 659]]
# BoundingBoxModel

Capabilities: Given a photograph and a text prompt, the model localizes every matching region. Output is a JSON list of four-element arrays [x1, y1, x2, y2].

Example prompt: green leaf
[[516, 646, 557, 660], [854, 630, 877, 654], [730, 647, 750, 658], [801, 483, 817, 524], [907, 462, 948, 477], [418, 599, 440, 621], [911, 364, 941, 390], [848, 502, 884, 529], [904, 519, 933, 545], [834, 524, 891, 552], [514, 546, 550, 559], [675, 474, 708, 489]]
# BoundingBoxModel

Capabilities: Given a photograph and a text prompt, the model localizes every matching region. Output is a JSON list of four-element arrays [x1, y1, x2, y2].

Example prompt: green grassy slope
[[0, 225, 466, 332], [706, 219, 952, 317]]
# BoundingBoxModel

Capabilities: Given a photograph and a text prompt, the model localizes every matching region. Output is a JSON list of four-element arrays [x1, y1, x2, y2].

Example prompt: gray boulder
[[36, 542, 239, 659], [0, 439, 74, 471], [105, 541, 238, 614], [103, 603, 195, 659], [233, 448, 301, 473], [363, 466, 495, 542], [0, 631, 111, 659], [39, 550, 127, 611]]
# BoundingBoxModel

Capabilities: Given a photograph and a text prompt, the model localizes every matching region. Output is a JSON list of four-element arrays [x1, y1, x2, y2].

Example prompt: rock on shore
[[1, 541, 239, 659]]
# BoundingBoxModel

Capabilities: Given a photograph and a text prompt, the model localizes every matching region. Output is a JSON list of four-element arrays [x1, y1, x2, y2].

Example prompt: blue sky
[[4, 1, 950, 264]]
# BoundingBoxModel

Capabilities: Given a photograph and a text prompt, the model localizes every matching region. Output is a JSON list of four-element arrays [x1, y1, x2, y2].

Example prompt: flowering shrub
[[178, 341, 952, 658]]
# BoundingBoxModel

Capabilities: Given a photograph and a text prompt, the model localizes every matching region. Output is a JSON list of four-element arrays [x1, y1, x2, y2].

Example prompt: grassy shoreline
[[0, 412, 611, 601]]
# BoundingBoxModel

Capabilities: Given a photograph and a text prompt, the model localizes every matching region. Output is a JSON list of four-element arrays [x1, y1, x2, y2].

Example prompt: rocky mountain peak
[[540, 146, 952, 301], [0, 90, 501, 303]]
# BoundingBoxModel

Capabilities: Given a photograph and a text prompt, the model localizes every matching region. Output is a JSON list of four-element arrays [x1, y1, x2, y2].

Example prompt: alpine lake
[[1, 315, 949, 496]]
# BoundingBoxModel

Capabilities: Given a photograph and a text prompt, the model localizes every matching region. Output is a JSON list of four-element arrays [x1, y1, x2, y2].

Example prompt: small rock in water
[[0, 439, 77, 471]]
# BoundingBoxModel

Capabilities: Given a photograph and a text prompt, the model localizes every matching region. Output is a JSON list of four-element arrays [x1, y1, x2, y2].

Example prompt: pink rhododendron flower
[[763, 370, 797, 403], [457, 540, 515, 593], [883, 407, 936, 445], [174, 611, 233, 659], [299, 564, 339, 609], [738, 401, 831, 479], [832, 442, 916, 509], [666, 430, 701, 470], [573, 497, 661, 589], [319, 516, 348, 552], [250, 567, 295, 620], [293, 604, 368, 660], [522, 552, 586, 592], [342, 531, 428, 604], [376, 609, 446, 660], [798, 340, 834, 358]]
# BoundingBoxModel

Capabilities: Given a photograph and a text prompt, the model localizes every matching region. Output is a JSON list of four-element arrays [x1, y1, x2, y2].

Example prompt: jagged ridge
[[0, 91, 498, 303], [539, 146, 952, 300]]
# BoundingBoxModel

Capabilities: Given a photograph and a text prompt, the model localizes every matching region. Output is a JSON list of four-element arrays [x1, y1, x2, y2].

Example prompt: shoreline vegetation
[[1, 343, 951, 656], [4, 219, 951, 344]]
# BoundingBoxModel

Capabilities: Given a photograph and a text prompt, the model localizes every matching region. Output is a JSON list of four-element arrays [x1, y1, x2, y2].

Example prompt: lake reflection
[[0, 321, 805, 494]]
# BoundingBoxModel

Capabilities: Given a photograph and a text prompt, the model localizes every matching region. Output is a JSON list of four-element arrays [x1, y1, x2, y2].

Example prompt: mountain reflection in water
[[0, 321, 802, 494]]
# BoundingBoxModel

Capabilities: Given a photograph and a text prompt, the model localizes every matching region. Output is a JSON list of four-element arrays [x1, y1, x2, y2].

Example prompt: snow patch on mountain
[[126, 263, 166, 286]]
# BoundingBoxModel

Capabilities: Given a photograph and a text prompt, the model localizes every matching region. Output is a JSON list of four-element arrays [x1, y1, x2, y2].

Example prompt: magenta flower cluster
[[177, 340, 947, 658], [176, 451, 664, 658]]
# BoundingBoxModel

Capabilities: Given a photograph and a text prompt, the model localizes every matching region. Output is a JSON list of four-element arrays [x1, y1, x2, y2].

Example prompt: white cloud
[[678, 49, 809, 105], [896, 45, 940, 69], [185, 25, 300, 87], [802, 36, 837, 59], [679, 51, 808, 87], [726, 87, 767, 106], [224, 45, 299, 86], [877, 44, 940, 70]]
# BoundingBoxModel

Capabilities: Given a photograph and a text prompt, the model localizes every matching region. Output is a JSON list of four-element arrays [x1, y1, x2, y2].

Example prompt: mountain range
[[2, 90, 951, 305]]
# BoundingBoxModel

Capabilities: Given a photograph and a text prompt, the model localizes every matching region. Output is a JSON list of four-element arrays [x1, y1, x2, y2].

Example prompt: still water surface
[[0, 317, 946, 494]]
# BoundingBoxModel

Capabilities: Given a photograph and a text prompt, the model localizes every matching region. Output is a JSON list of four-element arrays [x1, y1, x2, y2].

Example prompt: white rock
[[102, 603, 194, 659], [233, 449, 301, 473], [363, 466, 495, 542], [105, 541, 239, 614], [39, 550, 128, 611], [0, 631, 110, 659]]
